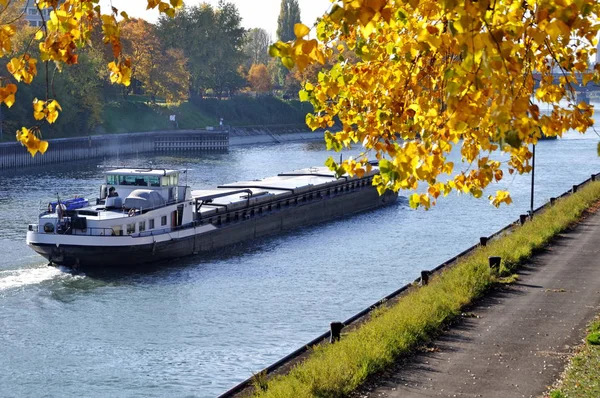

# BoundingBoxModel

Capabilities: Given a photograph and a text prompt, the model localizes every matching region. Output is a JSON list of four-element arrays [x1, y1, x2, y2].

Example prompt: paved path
[[356, 210, 600, 398]]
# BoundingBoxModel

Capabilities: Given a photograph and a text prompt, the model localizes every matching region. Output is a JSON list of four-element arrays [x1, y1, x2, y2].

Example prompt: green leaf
[[268, 44, 280, 57], [379, 158, 391, 173], [282, 56, 294, 69], [299, 89, 309, 102]]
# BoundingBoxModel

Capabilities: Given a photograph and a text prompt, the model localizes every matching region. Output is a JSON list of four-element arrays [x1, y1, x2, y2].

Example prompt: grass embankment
[[101, 96, 310, 134], [549, 317, 600, 398], [253, 181, 600, 398]]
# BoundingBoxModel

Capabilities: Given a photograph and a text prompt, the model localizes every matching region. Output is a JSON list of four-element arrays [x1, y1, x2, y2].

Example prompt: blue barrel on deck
[[49, 197, 89, 211]]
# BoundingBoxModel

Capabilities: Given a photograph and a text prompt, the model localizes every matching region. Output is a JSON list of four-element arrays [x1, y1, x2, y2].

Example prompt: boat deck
[[191, 166, 376, 217]]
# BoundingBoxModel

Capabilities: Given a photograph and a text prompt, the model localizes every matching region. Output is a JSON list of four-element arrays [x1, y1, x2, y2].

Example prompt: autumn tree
[[3, 23, 105, 137], [0, 0, 183, 156], [248, 63, 272, 93], [121, 19, 189, 103], [271, 0, 600, 208], [243, 28, 272, 68]]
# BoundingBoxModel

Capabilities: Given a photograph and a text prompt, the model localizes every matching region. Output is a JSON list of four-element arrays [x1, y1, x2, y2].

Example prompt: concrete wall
[[228, 126, 324, 146], [0, 126, 324, 170], [0, 130, 227, 171]]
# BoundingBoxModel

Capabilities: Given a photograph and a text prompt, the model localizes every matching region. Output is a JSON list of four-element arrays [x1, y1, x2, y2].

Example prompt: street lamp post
[[530, 143, 536, 218]]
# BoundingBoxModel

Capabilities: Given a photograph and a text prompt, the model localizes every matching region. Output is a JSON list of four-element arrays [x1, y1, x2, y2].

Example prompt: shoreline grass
[[549, 317, 600, 398], [252, 181, 600, 398]]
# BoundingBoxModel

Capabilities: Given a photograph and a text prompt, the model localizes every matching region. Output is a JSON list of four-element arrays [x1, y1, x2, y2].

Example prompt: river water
[[1, 118, 600, 397]]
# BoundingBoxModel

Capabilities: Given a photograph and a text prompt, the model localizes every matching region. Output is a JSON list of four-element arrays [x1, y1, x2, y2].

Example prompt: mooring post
[[572, 185, 578, 193], [480, 236, 488, 247], [519, 214, 528, 225], [550, 197, 556, 206], [330, 322, 344, 343], [592, 174, 597, 182], [420, 270, 430, 286], [489, 256, 501, 270]]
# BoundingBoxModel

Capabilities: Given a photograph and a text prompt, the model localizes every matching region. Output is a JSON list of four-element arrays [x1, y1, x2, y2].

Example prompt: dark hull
[[30, 188, 398, 268]]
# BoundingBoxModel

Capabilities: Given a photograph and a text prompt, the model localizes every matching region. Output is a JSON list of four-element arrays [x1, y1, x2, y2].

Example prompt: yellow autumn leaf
[[16, 127, 49, 157], [294, 23, 310, 39]]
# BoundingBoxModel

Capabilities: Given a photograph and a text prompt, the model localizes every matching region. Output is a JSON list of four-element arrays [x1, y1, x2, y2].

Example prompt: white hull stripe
[[26, 224, 217, 247]]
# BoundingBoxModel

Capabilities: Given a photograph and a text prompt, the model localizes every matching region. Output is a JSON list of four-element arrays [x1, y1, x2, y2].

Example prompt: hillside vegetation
[[2, 96, 310, 141], [100, 96, 310, 135]]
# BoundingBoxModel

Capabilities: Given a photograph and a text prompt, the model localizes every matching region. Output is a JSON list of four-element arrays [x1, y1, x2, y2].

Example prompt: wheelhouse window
[[126, 223, 135, 234], [107, 173, 177, 187], [149, 176, 160, 187]]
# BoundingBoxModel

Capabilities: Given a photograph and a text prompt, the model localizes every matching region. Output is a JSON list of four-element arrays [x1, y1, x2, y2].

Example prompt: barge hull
[[29, 188, 397, 268]]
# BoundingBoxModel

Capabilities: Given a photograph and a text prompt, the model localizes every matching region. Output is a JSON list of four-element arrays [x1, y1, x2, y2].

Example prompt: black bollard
[[550, 197, 556, 206], [330, 322, 344, 343], [488, 256, 501, 270], [573, 185, 578, 193], [480, 236, 488, 247], [519, 214, 528, 225], [420, 270, 430, 286], [592, 174, 597, 182]]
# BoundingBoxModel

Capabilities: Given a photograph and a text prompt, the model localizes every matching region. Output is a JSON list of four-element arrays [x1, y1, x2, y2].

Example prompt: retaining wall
[[0, 126, 325, 171], [0, 130, 228, 171], [228, 126, 324, 146]]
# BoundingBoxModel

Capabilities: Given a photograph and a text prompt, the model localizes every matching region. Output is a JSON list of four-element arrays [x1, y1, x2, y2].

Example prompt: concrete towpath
[[355, 209, 600, 398]]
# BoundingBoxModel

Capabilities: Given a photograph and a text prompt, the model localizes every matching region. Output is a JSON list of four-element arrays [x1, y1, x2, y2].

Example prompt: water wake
[[0, 266, 81, 291]]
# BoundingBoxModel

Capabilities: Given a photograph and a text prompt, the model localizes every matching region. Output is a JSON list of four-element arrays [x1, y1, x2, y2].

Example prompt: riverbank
[[226, 177, 600, 397], [354, 204, 600, 398]]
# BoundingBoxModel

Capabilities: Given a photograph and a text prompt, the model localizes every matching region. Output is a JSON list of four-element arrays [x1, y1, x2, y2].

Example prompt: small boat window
[[162, 174, 178, 186], [149, 176, 160, 187], [161, 215, 167, 226], [149, 219, 155, 229], [139, 221, 146, 233], [127, 223, 135, 234]]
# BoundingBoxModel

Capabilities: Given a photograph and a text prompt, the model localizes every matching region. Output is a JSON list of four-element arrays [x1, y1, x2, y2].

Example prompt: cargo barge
[[26, 165, 398, 268]]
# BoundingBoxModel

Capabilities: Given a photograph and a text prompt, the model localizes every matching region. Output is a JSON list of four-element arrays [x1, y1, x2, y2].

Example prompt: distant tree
[[157, 1, 245, 99], [211, 1, 247, 98], [121, 19, 189, 103], [157, 4, 216, 98], [276, 0, 301, 42], [161, 49, 191, 103], [243, 28, 272, 68], [267, 57, 287, 89], [248, 64, 271, 93]]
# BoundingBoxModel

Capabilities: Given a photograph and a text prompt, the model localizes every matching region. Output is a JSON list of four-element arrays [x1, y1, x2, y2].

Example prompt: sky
[[99, 0, 331, 40]]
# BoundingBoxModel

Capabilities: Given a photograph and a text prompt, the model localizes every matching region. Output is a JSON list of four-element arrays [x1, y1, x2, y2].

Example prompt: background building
[[23, 0, 52, 27]]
